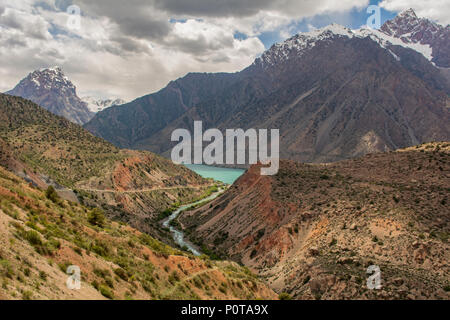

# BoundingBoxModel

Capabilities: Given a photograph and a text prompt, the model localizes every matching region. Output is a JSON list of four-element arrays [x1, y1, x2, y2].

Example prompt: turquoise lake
[[184, 164, 246, 185]]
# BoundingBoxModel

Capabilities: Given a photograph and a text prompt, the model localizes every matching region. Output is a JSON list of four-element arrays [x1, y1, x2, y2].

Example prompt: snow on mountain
[[381, 8, 449, 67], [6, 67, 94, 124], [254, 9, 447, 69], [22, 66, 75, 93], [82, 96, 126, 113], [355, 28, 433, 61], [254, 24, 355, 68], [381, 8, 445, 43]]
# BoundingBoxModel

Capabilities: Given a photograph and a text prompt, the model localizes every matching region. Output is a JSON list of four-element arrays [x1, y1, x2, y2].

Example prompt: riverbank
[[161, 186, 227, 256]]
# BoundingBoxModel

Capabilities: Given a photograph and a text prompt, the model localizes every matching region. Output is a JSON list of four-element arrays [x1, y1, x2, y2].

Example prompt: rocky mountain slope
[[179, 142, 450, 299], [0, 93, 211, 241], [0, 165, 275, 300], [6, 67, 94, 125], [85, 9, 450, 163], [381, 8, 450, 68], [85, 73, 240, 149], [82, 97, 126, 113]]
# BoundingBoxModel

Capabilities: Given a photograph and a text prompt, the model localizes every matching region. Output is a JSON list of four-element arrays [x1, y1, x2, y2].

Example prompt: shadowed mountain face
[[179, 142, 450, 299], [84, 72, 241, 149], [85, 10, 450, 163], [6, 67, 94, 125]]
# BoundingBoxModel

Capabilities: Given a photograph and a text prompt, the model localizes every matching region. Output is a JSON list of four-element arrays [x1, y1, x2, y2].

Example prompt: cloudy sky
[[0, 0, 448, 101]]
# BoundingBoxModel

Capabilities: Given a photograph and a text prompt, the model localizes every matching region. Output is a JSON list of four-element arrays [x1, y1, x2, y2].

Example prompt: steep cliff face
[[180, 142, 450, 299], [7, 67, 94, 125]]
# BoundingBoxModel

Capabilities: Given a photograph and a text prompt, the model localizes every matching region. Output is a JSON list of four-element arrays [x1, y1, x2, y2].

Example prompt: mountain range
[[0, 7, 449, 301], [84, 9, 450, 163]]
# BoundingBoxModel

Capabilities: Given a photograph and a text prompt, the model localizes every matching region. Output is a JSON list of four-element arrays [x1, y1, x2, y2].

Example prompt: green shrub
[[113, 268, 128, 281], [0, 260, 14, 279], [22, 290, 33, 300], [278, 292, 292, 300], [168, 271, 180, 284], [45, 186, 59, 203], [99, 285, 114, 299], [39, 271, 47, 281], [90, 240, 111, 257], [58, 261, 71, 273], [105, 277, 114, 288], [24, 230, 42, 246], [93, 268, 110, 278], [87, 208, 105, 227]]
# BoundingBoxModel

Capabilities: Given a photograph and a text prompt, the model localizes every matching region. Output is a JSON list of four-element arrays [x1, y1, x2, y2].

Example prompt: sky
[[0, 0, 448, 101]]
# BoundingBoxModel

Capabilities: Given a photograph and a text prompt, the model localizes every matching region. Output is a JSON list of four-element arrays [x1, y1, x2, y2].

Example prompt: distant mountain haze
[[82, 96, 127, 113]]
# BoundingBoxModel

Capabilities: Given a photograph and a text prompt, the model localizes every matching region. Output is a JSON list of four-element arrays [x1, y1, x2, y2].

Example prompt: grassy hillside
[[180, 142, 450, 299], [0, 165, 276, 300], [0, 93, 123, 187], [0, 94, 211, 240]]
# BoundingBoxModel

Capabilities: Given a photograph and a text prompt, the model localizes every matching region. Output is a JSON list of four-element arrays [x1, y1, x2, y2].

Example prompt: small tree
[[45, 186, 59, 203], [88, 208, 106, 227]]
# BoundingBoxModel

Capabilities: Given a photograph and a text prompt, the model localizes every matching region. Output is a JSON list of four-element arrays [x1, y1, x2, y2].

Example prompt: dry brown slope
[[180, 142, 450, 299], [0, 165, 276, 300]]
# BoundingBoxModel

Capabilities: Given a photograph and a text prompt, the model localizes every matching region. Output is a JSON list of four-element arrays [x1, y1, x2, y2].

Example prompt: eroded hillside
[[0, 94, 211, 240], [180, 142, 450, 299], [0, 166, 276, 300]]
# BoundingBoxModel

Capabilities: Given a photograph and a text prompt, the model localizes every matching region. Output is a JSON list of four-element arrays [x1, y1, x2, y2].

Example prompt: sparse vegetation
[[87, 208, 106, 228], [0, 165, 275, 300]]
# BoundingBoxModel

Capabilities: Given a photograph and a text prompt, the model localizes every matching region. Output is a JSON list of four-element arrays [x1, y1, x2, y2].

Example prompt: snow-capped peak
[[398, 8, 418, 19], [381, 8, 446, 43], [255, 24, 355, 68], [309, 23, 354, 37], [254, 13, 441, 69], [7, 67, 94, 124], [39, 66, 62, 72], [379, 8, 448, 66], [25, 66, 74, 91], [82, 96, 126, 113]]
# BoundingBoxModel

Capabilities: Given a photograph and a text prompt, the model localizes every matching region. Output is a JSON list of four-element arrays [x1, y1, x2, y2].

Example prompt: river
[[162, 188, 225, 256], [184, 164, 245, 185], [162, 164, 245, 256]]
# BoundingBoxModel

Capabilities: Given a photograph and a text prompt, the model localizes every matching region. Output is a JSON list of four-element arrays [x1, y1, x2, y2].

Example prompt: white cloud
[[0, 0, 392, 101], [380, 0, 450, 25]]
